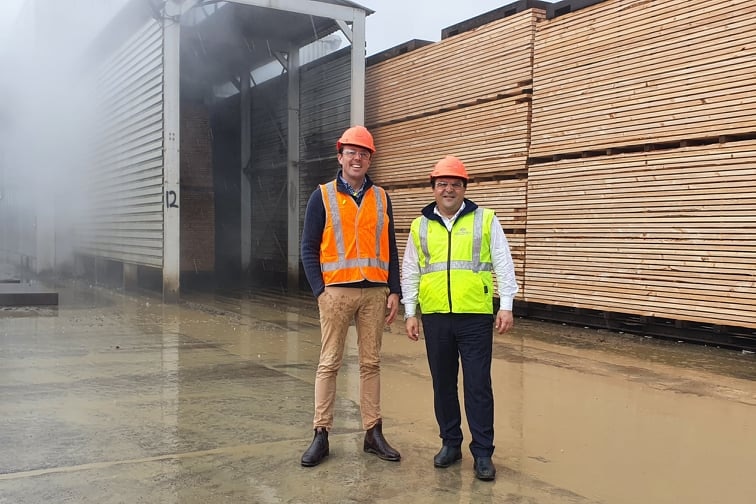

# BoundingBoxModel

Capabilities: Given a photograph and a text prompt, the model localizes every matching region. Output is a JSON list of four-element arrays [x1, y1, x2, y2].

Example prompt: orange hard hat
[[336, 125, 376, 153], [430, 155, 469, 181]]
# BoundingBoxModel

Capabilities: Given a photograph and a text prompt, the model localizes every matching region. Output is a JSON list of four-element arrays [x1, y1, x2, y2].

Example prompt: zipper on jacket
[[446, 228, 453, 312]]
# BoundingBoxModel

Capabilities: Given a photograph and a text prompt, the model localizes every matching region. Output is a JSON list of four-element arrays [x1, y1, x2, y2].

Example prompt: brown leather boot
[[301, 428, 329, 467], [363, 421, 401, 461]]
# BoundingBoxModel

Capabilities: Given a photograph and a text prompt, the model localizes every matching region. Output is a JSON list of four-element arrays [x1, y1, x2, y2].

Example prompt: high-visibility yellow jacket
[[319, 181, 390, 285], [410, 207, 495, 314]]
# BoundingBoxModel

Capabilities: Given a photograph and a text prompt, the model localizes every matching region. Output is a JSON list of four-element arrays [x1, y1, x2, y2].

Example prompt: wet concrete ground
[[1, 278, 754, 504]]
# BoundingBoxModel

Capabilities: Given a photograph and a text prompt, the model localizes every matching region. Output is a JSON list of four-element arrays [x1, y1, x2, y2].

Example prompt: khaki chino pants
[[313, 285, 388, 431]]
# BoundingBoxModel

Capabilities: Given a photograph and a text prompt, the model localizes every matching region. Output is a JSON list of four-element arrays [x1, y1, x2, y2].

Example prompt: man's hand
[[405, 316, 419, 341], [495, 310, 514, 334], [385, 293, 400, 325]]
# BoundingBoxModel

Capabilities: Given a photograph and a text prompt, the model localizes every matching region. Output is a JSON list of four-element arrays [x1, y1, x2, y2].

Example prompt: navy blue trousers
[[421, 313, 495, 457]]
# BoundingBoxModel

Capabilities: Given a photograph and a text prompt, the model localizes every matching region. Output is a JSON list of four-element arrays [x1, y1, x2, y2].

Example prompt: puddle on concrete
[[0, 284, 754, 504]]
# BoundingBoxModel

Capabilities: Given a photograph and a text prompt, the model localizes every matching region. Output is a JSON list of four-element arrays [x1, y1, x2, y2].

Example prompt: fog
[[0, 0, 128, 274], [0, 0, 554, 276], [0, 0, 349, 278]]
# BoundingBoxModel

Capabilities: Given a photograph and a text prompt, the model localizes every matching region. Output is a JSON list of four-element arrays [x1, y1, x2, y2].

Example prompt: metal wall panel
[[299, 48, 352, 224], [297, 49, 351, 289], [242, 48, 350, 284], [247, 76, 289, 280], [78, 19, 164, 267]]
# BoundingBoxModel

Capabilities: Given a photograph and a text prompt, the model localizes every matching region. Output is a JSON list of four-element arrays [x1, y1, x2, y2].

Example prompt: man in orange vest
[[300, 125, 402, 467]]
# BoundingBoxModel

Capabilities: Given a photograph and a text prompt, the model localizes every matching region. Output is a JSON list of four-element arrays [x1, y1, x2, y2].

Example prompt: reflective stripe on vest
[[417, 209, 492, 275], [319, 182, 390, 284]]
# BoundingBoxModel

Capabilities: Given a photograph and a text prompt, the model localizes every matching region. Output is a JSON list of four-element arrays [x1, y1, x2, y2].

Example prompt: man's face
[[337, 144, 372, 184], [433, 177, 466, 216]]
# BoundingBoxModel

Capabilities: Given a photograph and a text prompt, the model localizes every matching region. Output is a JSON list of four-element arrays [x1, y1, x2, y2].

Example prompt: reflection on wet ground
[[0, 281, 754, 504], [510, 319, 756, 382]]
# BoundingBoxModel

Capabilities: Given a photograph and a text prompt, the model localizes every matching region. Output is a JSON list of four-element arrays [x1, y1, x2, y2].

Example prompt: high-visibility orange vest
[[319, 181, 390, 285]]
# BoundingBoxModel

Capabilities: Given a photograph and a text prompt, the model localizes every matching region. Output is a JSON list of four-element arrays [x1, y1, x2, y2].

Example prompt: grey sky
[[0, 0, 556, 54], [0, 0, 24, 44], [359, 0, 556, 55]]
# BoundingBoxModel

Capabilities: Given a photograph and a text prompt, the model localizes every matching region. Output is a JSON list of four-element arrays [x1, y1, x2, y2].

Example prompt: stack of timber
[[391, 179, 528, 257], [371, 99, 530, 185], [365, 10, 544, 299], [530, 0, 756, 157], [525, 140, 756, 330], [365, 10, 541, 126], [366, 9, 544, 187]]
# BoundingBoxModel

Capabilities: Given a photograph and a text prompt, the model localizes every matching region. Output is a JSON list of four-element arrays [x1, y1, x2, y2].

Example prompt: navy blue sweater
[[300, 173, 402, 298]]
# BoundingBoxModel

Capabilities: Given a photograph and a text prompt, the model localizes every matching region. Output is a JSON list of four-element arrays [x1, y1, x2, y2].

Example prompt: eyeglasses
[[342, 149, 371, 160], [435, 181, 465, 190]]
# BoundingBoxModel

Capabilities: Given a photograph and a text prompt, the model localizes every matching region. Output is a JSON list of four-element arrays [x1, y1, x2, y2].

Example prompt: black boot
[[363, 421, 401, 461], [433, 445, 462, 468], [301, 428, 329, 467], [473, 456, 496, 481]]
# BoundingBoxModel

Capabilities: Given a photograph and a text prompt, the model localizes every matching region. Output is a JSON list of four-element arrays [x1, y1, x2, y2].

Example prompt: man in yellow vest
[[300, 125, 402, 467], [401, 155, 519, 481]]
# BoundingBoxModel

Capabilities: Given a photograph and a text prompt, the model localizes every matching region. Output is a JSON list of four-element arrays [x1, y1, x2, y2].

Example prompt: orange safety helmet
[[336, 125, 376, 153], [430, 155, 469, 181]]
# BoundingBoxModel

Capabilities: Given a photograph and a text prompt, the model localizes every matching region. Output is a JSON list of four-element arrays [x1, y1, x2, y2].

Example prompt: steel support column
[[349, 10, 366, 126], [162, 1, 182, 302], [286, 47, 301, 292], [240, 71, 252, 277]]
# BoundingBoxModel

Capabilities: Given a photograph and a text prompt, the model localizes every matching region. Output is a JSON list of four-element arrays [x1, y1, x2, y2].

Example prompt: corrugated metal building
[[0, 0, 371, 300]]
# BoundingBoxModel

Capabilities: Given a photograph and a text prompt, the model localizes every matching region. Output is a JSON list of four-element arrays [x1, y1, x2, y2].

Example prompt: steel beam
[[226, 0, 364, 22]]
